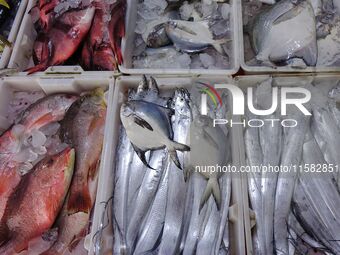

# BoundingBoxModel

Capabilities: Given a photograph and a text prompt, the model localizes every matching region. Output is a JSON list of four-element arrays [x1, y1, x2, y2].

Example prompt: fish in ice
[[165, 20, 228, 54], [120, 100, 190, 170], [0, 94, 77, 224], [251, 0, 317, 66], [0, 147, 75, 254], [27, 6, 95, 74], [59, 88, 106, 214]]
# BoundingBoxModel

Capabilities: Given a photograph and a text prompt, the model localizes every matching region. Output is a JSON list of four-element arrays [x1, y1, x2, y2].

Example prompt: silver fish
[[186, 115, 229, 211], [214, 174, 231, 254], [126, 149, 168, 251], [165, 20, 226, 54], [120, 100, 190, 170], [274, 114, 309, 255], [133, 162, 169, 254], [158, 89, 192, 255], [259, 114, 282, 255], [252, 0, 317, 66]]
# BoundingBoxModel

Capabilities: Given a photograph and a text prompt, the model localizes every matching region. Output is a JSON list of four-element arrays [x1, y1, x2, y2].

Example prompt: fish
[[251, 0, 317, 66], [158, 89, 192, 255], [274, 114, 309, 255], [81, 0, 125, 71], [0, 147, 75, 254], [165, 20, 227, 54], [36, 0, 60, 31], [125, 149, 168, 252], [59, 88, 106, 214], [113, 76, 165, 254], [120, 100, 190, 170], [27, 6, 95, 74], [186, 115, 229, 211], [0, 94, 77, 224], [146, 22, 171, 48], [133, 161, 169, 254]]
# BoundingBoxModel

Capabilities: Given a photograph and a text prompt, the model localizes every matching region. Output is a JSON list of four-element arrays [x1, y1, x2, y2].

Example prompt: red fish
[[80, 0, 125, 70], [0, 94, 77, 227], [38, 0, 60, 31], [0, 147, 75, 255], [27, 6, 95, 74]]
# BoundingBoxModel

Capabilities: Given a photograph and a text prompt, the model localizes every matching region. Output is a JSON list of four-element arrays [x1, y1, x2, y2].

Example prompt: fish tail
[[24, 61, 49, 75], [67, 185, 92, 214], [199, 178, 221, 212], [169, 149, 183, 170]]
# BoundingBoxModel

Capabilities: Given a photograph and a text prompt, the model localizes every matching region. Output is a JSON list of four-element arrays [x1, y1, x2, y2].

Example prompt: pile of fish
[[245, 78, 340, 254], [0, 88, 106, 255], [26, 0, 125, 74], [243, 0, 340, 68], [132, 0, 231, 69], [110, 76, 231, 254], [0, 0, 22, 53]]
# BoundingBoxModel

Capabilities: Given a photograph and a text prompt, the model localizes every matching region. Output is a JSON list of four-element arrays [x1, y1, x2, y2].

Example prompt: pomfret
[[120, 100, 190, 170], [252, 0, 317, 66], [165, 20, 227, 54]]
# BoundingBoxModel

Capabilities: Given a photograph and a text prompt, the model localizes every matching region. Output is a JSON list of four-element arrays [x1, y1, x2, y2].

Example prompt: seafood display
[[242, 0, 340, 68], [0, 88, 106, 255], [244, 77, 340, 255], [26, 0, 125, 73], [111, 76, 232, 254], [130, 0, 232, 69]]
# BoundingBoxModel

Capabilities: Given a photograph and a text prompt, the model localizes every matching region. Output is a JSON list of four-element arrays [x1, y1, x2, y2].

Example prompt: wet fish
[[59, 88, 106, 214], [165, 20, 227, 54], [274, 115, 309, 255], [252, 0, 317, 66], [0, 147, 75, 254], [37, 0, 60, 31], [0, 94, 77, 224], [120, 100, 190, 170], [186, 115, 229, 211], [27, 7, 95, 74], [158, 89, 192, 255]]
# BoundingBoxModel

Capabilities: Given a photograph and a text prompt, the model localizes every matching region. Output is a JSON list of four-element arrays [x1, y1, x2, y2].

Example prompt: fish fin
[[67, 186, 92, 214], [199, 178, 221, 212], [131, 143, 155, 170], [148, 76, 159, 94], [25, 61, 49, 75], [88, 159, 100, 180], [169, 150, 183, 170], [184, 166, 193, 182], [294, 40, 317, 66], [212, 38, 231, 55], [133, 115, 153, 131], [170, 140, 190, 152]]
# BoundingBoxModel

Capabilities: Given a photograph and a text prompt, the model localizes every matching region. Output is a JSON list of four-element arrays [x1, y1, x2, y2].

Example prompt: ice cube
[[12, 124, 25, 137], [31, 130, 47, 148], [179, 1, 195, 20], [201, 1, 218, 18], [221, 3, 231, 20], [200, 53, 215, 68], [18, 162, 33, 175], [40, 122, 60, 136], [190, 55, 204, 69]]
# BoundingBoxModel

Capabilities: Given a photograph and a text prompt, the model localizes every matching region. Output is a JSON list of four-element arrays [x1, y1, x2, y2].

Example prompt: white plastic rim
[[88, 75, 246, 255], [119, 0, 241, 76], [0, 0, 28, 69]]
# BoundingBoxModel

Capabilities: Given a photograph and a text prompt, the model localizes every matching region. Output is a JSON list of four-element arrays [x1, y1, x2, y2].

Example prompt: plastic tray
[[88, 75, 246, 255], [0, 0, 28, 69], [234, 74, 340, 254], [0, 74, 115, 253], [239, 1, 340, 74], [7, 0, 119, 77], [119, 0, 241, 75]]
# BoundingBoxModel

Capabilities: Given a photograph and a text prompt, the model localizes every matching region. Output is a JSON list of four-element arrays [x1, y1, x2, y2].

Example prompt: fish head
[[18, 94, 78, 131], [172, 88, 192, 119], [120, 101, 135, 119]]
